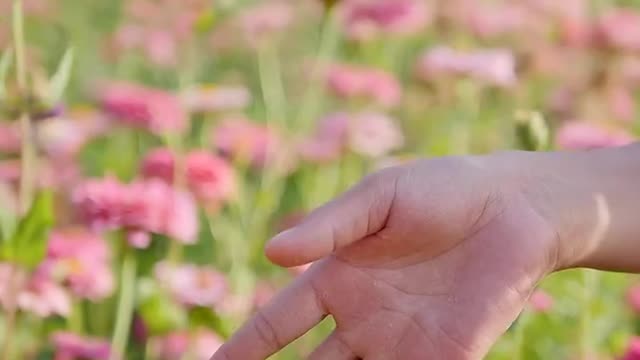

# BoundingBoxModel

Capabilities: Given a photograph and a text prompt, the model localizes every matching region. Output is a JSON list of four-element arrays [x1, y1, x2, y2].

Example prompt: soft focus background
[[0, 0, 639, 359]]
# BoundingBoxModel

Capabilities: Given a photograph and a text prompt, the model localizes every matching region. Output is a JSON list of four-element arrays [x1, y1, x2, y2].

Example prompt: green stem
[[68, 300, 85, 334], [110, 249, 138, 360], [579, 269, 598, 358]]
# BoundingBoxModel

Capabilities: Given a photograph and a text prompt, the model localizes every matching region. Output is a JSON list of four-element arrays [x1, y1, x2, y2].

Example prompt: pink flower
[[17, 273, 71, 318], [144, 29, 178, 67], [348, 112, 404, 157], [464, 4, 530, 39], [155, 262, 227, 308], [595, 9, 640, 52], [72, 177, 198, 247], [44, 229, 114, 300], [622, 337, 640, 360], [142, 148, 235, 206], [51, 332, 111, 360], [152, 330, 223, 360], [299, 113, 349, 163], [212, 117, 285, 168], [416, 46, 517, 87], [99, 82, 187, 134], [237, 1, 293, 45], [627, 284, 640, 314], [342, 0, 432, 41], [181, 85, 252, 113], [528, 289, 554, 313], [556, 121, 635, 150], [606, 86, 635, 123], [326, 63, 402, 108], [36, 115, 103, 159], [0, 123, 21, 154]]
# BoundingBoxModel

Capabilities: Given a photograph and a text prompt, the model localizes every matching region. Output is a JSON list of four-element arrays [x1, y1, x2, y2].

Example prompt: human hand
[[211, 152, 569, 360]]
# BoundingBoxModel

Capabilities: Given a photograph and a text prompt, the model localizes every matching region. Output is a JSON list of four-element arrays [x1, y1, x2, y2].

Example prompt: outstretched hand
[[211, 154, 564, 360]]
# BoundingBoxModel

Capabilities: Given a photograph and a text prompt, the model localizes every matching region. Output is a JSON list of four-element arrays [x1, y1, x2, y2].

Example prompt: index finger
[[211, 269, 327, 360]]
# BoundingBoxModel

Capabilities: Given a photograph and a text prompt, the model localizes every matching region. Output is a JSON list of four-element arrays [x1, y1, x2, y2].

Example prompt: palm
[[212, 157, 559, 360]]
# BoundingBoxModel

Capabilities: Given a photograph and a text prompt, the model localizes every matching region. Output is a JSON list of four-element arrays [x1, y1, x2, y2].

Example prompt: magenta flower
[[628, 285, 640, 314], [326, 63, 402, 108], [0, 123, 21, 154], [556, 121, 635, 150], [622, 338, 640, 360], [44, 229, 114, 300], [181, 85, 252, 113], [99, 82, 188, 135], [416, 46, 517, 87], [342, 0, 432, 41], [142, 148, 235, 206], [154, 262, 227, 308], [299, 113, 349, 163], [152, 329, 223, 360], [51, 332, 111, 360], [348, 112, 404, 158], [595, 9, 640, 52], [528, 289, 554, 313], [72, 177, 198, 247]]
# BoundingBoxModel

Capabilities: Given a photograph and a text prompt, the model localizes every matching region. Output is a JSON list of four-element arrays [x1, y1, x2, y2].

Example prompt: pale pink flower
[[342, 0, 432, 41], [99, 82, 187, 134], [155, 262, 227, 308], [72, 177, 198, 247], [525, 0, 587, 20], [595, 9, 640, 52], [17, 273, 71, 318], [622, 338, 640, 360], [36, 114, 105, 159], [464, 3, 530, 39], [348, 112, 404, 157], [44, 229, 114, 300], [0, 160, 21, 183], [51, 332, 111, 360], [238, 1, 293, 45], [142, 148, 235, 205], [559, 16, 593, 48], [152, 330, 223, 360], [299, 113, 349, 163], [556, 121, 635, 150], [326, 63, 402, 108], [181, 85, 252, 113], [0, 123, 21, 154], [628, 284, 640, 314], [528, 289, 554, 313], [606, 86, 635, 123], [144, 29, 178, 68], [416, 46, 517, 87], [212, 117, 284, 168]]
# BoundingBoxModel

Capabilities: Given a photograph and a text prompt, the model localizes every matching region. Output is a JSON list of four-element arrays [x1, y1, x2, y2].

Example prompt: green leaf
[[0, 183, 18, 243], [138, 291, 188, 335], [515, 110, 550, 152], [2, 190, 55, 269], [47, 47, 75, 104], [0, 48, 13, 100]]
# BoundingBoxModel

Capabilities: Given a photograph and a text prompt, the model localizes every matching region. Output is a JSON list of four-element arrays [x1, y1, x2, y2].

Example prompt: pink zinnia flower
[[152, 330, 223, 360], [16, 273, 71, 318], [99, 82, 187, 134], [0, 123, 21, 154], [238, 1, 293, 45], [556, 121, 635, 150], [44, 229, 114, 300], [326, 63, 402, 108], [181, 85, 252, 113], [528, 289, 554, 313], [142, 148, 235, 205], [628, 284, 640, 314], [595, 9, 640, 52], [622, 337, 640, 360], [51, 332, 111, 360], [348, 112, 404, 157], [416, 46, 517, 87], [342, 0, 432, 41], [299, 113, 349, 163], [155, 262, 227, 308], [144, 29, 178, 67], [212, 117, 284, 168], [72, 177, 198, 247]]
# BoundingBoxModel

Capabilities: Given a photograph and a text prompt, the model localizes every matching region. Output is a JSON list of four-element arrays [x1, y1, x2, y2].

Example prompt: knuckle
[[253, 309, 282, 351]]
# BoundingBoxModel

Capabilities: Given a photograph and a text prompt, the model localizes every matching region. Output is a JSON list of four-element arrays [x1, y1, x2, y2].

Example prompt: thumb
[[265, 170, 398, 267]]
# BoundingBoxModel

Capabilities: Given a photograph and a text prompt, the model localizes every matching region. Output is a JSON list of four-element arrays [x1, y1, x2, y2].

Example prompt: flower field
[[0, 0, 640, 359]]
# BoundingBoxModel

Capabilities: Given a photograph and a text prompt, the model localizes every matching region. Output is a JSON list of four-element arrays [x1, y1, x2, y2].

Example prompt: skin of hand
[[210, 145, 640, 360]]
